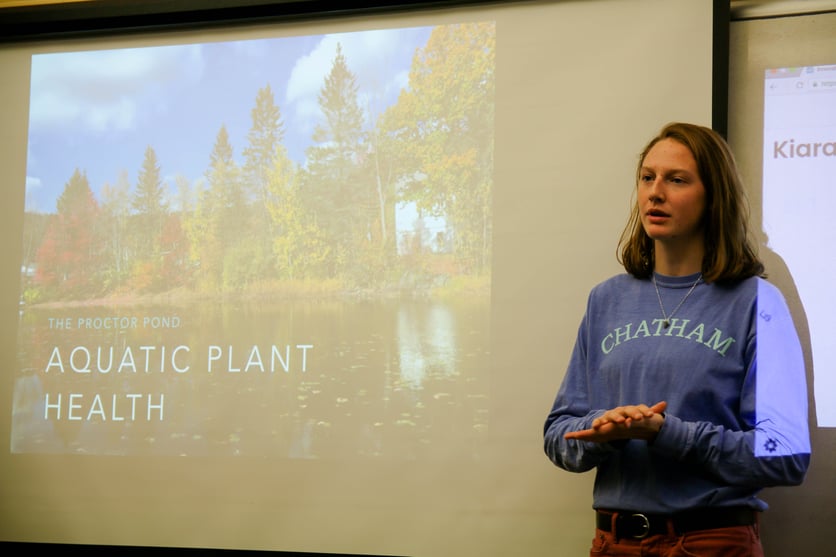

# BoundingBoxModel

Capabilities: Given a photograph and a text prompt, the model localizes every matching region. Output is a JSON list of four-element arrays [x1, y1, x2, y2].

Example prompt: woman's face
[[638, 138, 707, 248]]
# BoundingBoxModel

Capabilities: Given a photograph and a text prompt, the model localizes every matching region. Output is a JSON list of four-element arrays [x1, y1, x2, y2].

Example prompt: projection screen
[[0, 1, 717, 555]]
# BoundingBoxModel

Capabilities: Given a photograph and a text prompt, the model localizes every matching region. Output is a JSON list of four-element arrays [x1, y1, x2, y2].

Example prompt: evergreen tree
[[131, 145, 168, 260], [243, 83, 284, 205], [242, 84, 285, 280], [186, 125, 246, 291], [126, 145, 170, 292], [302, 42, 370, 280]]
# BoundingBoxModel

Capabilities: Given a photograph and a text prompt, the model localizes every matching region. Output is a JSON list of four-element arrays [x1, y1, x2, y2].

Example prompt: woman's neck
[[653, 241, 704, 277]]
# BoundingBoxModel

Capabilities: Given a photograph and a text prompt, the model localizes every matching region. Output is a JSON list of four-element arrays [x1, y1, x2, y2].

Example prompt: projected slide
[[762, 63, 836, 428], [13, 22, 495, 457]]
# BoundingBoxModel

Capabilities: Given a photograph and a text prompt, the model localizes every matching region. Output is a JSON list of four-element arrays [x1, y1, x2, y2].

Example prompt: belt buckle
[[628, 513, 651, 539]]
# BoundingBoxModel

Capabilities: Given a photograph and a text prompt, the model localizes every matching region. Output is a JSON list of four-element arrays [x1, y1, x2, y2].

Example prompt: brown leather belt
[[596, 507, 758, 539]]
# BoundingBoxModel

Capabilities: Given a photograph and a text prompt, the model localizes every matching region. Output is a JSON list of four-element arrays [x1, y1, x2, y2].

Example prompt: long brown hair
[[618, 122, 764, 284]]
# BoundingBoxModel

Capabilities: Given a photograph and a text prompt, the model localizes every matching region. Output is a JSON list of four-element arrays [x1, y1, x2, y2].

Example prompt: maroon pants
[[589, 524, 764, 556]]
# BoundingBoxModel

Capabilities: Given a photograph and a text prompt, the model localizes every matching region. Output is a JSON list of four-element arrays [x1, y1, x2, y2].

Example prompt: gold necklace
[[652, 273, 702, 329]]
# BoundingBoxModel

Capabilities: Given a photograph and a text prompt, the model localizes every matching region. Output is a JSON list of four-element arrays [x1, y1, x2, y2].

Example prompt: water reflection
[[397, 301, 457, 388]]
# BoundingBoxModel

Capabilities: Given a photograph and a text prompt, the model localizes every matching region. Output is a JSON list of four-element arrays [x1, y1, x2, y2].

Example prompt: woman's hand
[[563, 401, 667, 443]]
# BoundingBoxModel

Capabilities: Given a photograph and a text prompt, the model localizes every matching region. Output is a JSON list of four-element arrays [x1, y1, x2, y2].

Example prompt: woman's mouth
[[646, 209, 670, 223]]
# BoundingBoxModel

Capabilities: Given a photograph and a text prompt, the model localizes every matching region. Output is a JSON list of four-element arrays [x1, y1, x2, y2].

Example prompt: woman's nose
[[647, 180, 664, 202]]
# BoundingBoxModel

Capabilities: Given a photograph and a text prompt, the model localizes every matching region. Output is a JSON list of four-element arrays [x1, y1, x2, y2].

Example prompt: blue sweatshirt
[[543, 272, 811, 513]]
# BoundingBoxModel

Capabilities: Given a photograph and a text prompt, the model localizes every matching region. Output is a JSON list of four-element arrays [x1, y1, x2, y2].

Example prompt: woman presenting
[[543, 122, 811, 556]]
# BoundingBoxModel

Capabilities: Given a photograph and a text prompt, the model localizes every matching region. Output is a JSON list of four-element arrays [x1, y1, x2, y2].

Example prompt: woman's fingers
[[593, 402, 667, 429]]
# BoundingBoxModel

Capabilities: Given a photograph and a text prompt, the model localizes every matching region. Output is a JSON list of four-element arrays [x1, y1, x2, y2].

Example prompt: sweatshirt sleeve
[[650, 280, 811, 487], [650, 414, 809, 487], [543, 310, 621, 472]]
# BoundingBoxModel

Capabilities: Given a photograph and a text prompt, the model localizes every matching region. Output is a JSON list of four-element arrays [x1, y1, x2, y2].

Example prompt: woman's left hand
[[563, 401, 667, 443]]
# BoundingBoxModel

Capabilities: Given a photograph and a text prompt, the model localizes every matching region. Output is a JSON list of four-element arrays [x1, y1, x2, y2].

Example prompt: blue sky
[[25, 25, 433, 214]]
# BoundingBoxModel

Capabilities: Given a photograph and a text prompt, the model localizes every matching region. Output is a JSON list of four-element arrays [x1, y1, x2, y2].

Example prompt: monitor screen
[[762, 63, 836, 428]]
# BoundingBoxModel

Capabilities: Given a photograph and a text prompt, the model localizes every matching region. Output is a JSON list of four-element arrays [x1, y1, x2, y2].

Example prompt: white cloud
[[29, 44, 205, 134], [284, 27, 429, 132], [25, 175, 41, 192]]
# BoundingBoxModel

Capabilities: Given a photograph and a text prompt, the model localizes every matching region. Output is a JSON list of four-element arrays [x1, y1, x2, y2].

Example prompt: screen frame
[[0, 1, 504, 42], [0, 0, 733, 130], [0, 0, 731, 129]]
